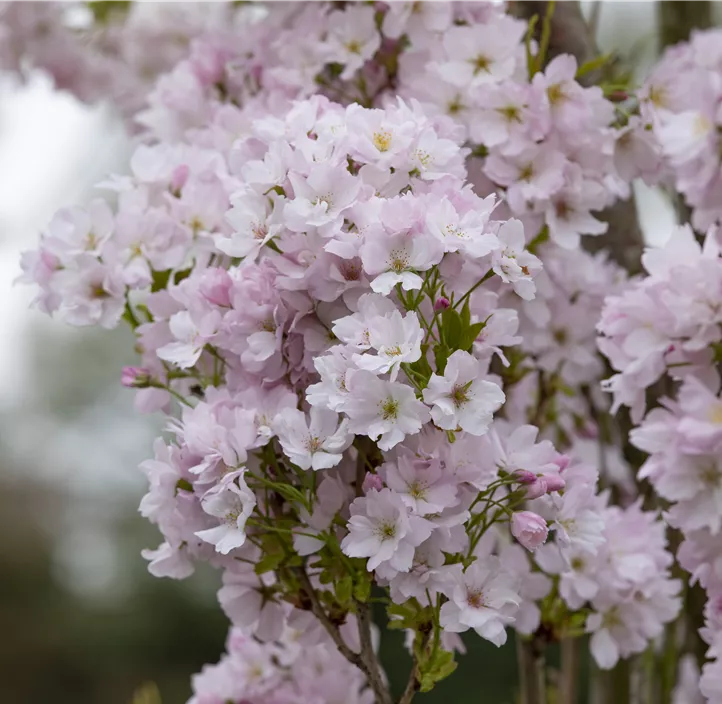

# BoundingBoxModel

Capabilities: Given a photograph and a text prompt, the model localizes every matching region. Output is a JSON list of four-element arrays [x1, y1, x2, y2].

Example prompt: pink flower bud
[[511, 511, 549, 551], [514, 470, 547, 499], [199, 268, 232, 307], [170, 164, 190, 194], [434, 297, 450, 311], [525, 476, 548, 500], [542, 473, 566, 493], [514, 469, 537, 484], [362, 473, 384, 493], [121, 366, 151, 388]]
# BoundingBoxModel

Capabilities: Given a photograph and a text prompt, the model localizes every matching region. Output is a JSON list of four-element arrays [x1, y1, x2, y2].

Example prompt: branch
[[658, 1, 711, 48], [398, 668, 419, 704], [356, 601, 394, 704], [293, 566, 360, 663], [294, 565, 393, 704], [397, 630, 431, 704]]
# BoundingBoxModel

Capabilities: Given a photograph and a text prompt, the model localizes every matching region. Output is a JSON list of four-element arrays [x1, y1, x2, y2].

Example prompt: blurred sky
[[0, 0, 684, 601]]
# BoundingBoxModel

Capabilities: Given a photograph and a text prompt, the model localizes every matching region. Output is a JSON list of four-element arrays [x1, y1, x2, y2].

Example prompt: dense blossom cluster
[[20, 86, 640, 699], [0, 2, 237, 116], [190, 627, 373, 704], [395, 13, 625, 251], [598, 227, 722, 699], [16, 1, 722, 702], [639, 29, 722, 231]]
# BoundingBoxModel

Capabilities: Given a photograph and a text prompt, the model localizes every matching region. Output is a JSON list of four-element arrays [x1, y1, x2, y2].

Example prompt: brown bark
[[511, 1, 597, 77], [658, 1, 712, 49]]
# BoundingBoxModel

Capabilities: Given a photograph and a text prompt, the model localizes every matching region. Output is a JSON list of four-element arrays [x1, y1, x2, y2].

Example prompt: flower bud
[[434, 297, 450, 311], [362, 472, 384, 493], [513, 469, 537, 484], [514, 469, 547, 498], [511, 511, 549, 551], [121, 366, 152, 388], [525, 476, 548, 500], [542, 473, 566, 493]]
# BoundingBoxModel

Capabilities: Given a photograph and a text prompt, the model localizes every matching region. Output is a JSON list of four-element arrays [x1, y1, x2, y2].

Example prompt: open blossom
[[491, 219, 541, 300], [274, 407, 352, 471], [341, 488, 432, 572], [216, 187, 282, 260], [344, 371, 430, 451], [360, 227, 444, 295], [354, 309, 424, 381], [195, 473, 256, 555], [439, 558, 521, 646], [157, 309, 222, 368], [381, 453, 458, 515], [425, 194, 498, 258], [324, 4, 380, 80], [423, 350, 505, 434]]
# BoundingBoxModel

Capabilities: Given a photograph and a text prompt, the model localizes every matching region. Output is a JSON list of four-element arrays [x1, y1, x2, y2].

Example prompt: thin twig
[[398, 631, 431, 704], [357, 601, 394, 704], [294, 565, 393, 704], [293, 566, 360, 665]]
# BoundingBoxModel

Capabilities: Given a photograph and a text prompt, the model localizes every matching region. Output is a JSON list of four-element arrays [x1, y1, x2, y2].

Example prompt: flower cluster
[[17, 1, 704, 702], [394, 8, 626, 250], [598, 226, 722, 422], [189, 626, 372, 704], [639, 28, 722, 231], [599, 226, 722, 698], [21, 87, 626, 698], [538, 496, 680, 668], [0, 2, 238, 117]]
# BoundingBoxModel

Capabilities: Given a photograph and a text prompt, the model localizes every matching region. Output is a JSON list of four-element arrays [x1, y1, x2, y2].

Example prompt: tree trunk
[[658, 1, 712, 49]]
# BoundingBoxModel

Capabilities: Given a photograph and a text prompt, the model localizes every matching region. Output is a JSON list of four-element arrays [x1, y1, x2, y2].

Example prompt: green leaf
[[335, 576, 353, 605], [387, 601, 421, 630], [408, 344, 433, 381], [460, 321, 486, 351], [433, 344, 450, 375], [576, 53, 612, 79], [353, 578, 371, 603], [255, 535, 285, 575], [460, 298, 471, 328], [418, 648, 457, 692], [255, 552, 284, 575], [441, 308, 463, 350]]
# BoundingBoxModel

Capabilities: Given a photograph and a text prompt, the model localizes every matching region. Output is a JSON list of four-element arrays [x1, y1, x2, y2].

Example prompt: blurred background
[[0, 2, 713, 703]]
